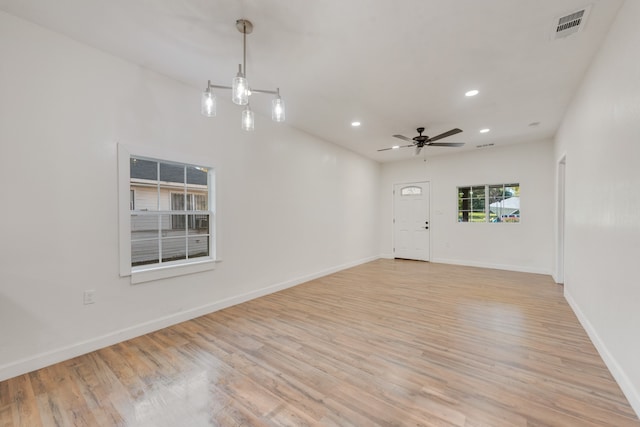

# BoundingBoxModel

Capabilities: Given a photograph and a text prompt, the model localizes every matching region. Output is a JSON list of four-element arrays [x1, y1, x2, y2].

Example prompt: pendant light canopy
[[201, 19, 285, 130]]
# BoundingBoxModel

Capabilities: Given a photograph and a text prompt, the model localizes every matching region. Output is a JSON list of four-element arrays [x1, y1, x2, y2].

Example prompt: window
[[488, 184, 520, 222], [458, 185, 486, 222], [118, 144, 216, 284], [401, 186, 422, 196], [458, 183, 520, 223]]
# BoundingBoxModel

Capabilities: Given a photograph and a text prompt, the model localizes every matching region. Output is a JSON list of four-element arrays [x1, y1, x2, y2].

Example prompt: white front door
[[393, 182, 430, 261]]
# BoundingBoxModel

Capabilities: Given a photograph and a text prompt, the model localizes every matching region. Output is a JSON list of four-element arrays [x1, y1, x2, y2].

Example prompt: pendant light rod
[[243, 21, 247, 78], [236, 19, 252, 76]]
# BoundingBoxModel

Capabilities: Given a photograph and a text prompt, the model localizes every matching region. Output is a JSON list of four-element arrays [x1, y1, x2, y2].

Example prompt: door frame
[[556, 156, 566, 284]]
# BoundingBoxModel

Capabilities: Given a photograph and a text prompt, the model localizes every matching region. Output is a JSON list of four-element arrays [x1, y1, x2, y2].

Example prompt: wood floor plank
[[4, 375, 40, 427], [1, 259, 639, 426]]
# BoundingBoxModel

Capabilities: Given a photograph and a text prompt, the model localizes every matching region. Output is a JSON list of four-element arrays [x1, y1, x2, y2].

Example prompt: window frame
[[118, 144, 218, 284], [457, 183, 520, 223]]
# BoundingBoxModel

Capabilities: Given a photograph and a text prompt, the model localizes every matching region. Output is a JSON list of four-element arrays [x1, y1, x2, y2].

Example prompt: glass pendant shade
[[272, 97, 285, 122], [241, 105, 254, 131], [232, 72, 249, 105], [200, 86, 216, 117]]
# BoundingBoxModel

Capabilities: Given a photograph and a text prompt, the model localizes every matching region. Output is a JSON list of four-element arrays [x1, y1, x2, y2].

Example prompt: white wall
[[380, 140, 555, 274], [554, 0, 640, 415], [0, 11, 380, 380]]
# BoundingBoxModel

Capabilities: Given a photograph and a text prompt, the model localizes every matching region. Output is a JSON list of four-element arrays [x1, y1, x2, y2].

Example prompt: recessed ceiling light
[[480, 128, 490, 133], [392, 145, 400, 150], [465, 89, 479, 97], [351, 121, 361, 127]]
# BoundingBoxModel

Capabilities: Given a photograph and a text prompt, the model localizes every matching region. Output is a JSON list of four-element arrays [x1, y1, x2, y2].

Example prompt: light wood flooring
[[1, 259, 639, 426]]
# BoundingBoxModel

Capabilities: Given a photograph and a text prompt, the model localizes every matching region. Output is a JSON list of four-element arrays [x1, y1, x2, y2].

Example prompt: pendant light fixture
[[201, 19, 285, 130]]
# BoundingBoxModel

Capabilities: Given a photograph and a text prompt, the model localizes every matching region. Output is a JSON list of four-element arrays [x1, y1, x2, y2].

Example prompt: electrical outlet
[[83, 290, 96, 305]]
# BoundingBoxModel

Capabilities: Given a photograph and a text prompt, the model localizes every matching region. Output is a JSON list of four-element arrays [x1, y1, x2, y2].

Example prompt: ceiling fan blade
[[428, 128, 463, 142], [392, 134, 414, 142], [428, 142, 465, 147], [377, 144, 413, 152], [415, 146, 422, 155]]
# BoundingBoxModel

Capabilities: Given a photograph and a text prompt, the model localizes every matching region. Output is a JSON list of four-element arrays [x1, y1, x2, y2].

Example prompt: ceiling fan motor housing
[[415, 128, 427, 144]]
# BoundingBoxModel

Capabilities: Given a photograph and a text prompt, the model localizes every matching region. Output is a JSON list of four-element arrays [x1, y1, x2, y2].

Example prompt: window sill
[[128, 258, 220, 285]]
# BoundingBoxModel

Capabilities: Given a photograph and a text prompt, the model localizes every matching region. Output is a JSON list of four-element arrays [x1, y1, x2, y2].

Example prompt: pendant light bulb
[[242, 105, 254, 131], [201, 81, 216, 117], [272, 90, 285, 122], [232, 65, 249, 105]]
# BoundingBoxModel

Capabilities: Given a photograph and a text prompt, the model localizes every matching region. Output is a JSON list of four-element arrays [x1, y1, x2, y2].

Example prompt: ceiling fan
[[379, 127, 465, 155]]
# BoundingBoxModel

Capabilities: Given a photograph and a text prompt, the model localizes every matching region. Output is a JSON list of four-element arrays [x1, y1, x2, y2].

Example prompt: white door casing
[[556, 156, 566, 284], [393, 182, 430, 261]]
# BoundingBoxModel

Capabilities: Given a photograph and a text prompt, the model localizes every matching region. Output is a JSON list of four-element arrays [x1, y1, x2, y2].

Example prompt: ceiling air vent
[[552, 5, 592, 39], [476, 143, 495, 149]]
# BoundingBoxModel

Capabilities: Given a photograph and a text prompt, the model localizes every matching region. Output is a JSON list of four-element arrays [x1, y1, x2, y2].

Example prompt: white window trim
[[118, 143, 220, 284]]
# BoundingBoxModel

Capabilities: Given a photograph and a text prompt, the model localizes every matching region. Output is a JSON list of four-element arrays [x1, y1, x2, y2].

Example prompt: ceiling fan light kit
[[201, 19, 285, 131], [379, 127, 465, 154]]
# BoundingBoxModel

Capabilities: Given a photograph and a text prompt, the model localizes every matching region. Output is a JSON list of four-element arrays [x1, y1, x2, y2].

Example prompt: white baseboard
[[0, 255, 379, 382], [431, 257, 551, 275], [565, 289, 640, 419]]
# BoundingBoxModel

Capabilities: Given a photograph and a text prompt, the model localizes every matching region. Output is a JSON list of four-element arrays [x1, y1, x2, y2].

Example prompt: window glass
[[130, 158, 157, 181], [458, 183, 519, 223], [458, 185, 486, 222], [193, 194, 207, 211], [187, 166, 208, 185], [488, 184, 520, 222], [129, 156, 212, 270], [131, 214, 160, 267], [188, 236, 209, 259], [401, 186, 422, 196], [159, 162, 185, 184], [132, 239, 159, 267], [188, 214, 209, 235]]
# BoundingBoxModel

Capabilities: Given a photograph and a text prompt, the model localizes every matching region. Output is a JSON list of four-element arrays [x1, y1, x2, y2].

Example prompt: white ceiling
[[0, 0, 624, 162]]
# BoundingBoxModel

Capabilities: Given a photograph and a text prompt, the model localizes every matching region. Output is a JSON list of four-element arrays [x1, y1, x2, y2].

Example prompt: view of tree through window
[[130, 157, 211, 267], [458, 186, 486, 222], [458, 184, 520, 223]]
